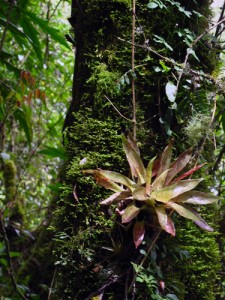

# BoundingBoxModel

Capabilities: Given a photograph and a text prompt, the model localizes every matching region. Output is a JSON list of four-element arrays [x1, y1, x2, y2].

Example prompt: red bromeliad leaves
[[155, 206, 175, 236], [157, 140, 173, 178], [133, 221, 145, 248], [146, 156, 156, 195], [172, 164, 205, 183], [83, 135, 217, 245], [122, 204, 141, 223], [151, 179, 203, 202], [122, 135, 146, 184], [171, 191, 217, 205], [166, 202, 200, 221], [165, 149, 192, 185]]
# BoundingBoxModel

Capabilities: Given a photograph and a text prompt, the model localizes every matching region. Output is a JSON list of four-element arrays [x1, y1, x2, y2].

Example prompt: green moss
[[54, 0, 221, 298], [3, 159, 17, 202]]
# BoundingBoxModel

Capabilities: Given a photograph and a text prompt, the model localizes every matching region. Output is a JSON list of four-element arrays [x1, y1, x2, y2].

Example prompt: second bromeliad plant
[[83, 135, 217, 248]]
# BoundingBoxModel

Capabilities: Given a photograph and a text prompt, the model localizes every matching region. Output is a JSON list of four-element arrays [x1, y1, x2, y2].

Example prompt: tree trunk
[[54, 1, 221, 299]]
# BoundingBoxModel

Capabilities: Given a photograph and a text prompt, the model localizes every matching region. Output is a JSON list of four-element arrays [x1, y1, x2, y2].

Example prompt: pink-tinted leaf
[[133, 221, 145, 248], [122, 204, 140, 223], [122, 135, 146, 184], [151, 179, 203, 202], [98, 170, 136, 190], [83, 169, 123, 191], [152, 169, 171, 190], [146, 156, 156, 195], [157, 140, 173, 177], [165, 149, 192, 185], [182, 206, 214, 232], [95, 172, 124, 192], [166, 202, 199, 221], [166, 216, 176, 236], [155, 206, 175, 236], [172, 164, 205, 183], [152, 157, 161, 178], [133, 186, 149, 201], [100, 191, 132, 205], [171, 191, 218, 205]]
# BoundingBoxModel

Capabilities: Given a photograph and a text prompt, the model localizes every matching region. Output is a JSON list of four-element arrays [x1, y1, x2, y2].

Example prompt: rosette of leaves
[[83, 135, 217, 248]]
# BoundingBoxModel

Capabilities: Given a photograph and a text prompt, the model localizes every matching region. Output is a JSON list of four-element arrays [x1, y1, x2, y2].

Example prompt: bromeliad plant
[[83, 135, 217, 248]]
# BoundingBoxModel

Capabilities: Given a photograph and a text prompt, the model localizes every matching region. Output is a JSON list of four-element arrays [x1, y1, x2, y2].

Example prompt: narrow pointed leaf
[[100, 191, 132, 205], [172, 164, 205, 183], [152, 157, 161, 177], [26, 11, 70, 49], [183, 206, 214, 231], [157, 141, 173, 177], [133, 187, 149, 201], [98, 170, 136, 190], [133, 221, 145, 248], [122, 204, 140, 223], [146, 156, 156, 195], [152, 169, 171, 190], [83, 170, 124, 192], [122, 135, 146, 183], [165, 149, 192, 185], [167, 202, 199, 221], [171, 191, 218, 205], [20, 16, 42, 62], [155, 206, 175, 236], [151, 179, 203, 202]]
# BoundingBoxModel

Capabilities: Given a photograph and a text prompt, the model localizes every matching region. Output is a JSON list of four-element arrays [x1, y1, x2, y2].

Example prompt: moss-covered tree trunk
[[54, 1, 221, 299]]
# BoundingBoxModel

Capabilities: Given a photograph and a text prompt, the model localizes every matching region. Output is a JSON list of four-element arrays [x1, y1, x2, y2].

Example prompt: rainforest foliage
[[1, 0, 225, 299]]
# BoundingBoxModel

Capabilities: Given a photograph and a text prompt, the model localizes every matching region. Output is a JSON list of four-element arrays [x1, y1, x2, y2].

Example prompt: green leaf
[[221, 112, 225, 133], [83, 170, 124, 192], [152, 169, 170, 190], [133, 186, 149, 201], [165, 149, 192, 185], [20, 15, 42, 62], [160, 60, 171, 73], [166, 202, 199, 221], [122, 135, 146, 184], [122, 204, 140, 223], [187, 48, 199, 61], [157, 140, 173, 177], [155, 206, 175, 236], [14, 108, 32, 144], [26, 11, 70, 49], [133, 221, 145, 248], [147, 2, 158, 9], [172, 191, 217, 205], [146, 156, 156, 195], [38, 146, 67, 159], [151, 179, 203, 202], [165, 82, 177, 102], [97, 170, 136, 190]]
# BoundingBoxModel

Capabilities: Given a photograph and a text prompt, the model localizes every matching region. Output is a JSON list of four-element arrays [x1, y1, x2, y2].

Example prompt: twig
[[84, 272, 127, 300], [176, 16, 225, 92], [131, 0, 137, 140], [16, 114, 65, 193], [0, 1, 14, 57], [0, 216, 28, 300], [47, 267, 57, 300], [128, 228, 162, 293], [104, 95, 133, 122]]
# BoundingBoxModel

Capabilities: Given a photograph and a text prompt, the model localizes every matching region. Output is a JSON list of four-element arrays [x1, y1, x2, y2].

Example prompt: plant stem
[[0, 216, 28, 300], [128, 228, 162, 293], [132, 0, 136, 141]]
